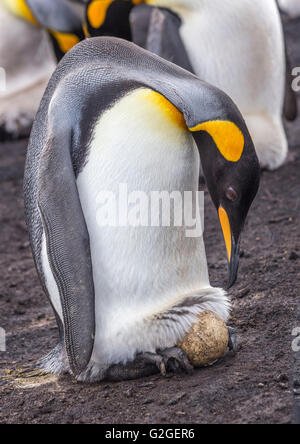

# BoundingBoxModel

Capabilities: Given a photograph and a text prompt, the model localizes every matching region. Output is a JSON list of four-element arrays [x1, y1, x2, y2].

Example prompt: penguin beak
[[218, 207, 241, 289], [227, 235, 240, 289]]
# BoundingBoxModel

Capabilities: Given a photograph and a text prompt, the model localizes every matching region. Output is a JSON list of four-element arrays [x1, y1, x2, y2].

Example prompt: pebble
[[236, 288, 250, 299], [143, 399, 154, 405], [276, 374, 288, 383], [289, 251, 299, 261], [124, 388, 133, 398], [167, 393, 186, 406]]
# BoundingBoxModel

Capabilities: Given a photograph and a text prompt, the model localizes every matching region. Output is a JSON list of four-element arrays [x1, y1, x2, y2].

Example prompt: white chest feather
[[76, 88, 214, 364]]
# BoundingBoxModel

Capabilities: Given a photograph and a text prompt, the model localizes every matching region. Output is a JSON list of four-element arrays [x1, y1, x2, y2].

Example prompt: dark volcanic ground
[[0, 17, 299, 425]]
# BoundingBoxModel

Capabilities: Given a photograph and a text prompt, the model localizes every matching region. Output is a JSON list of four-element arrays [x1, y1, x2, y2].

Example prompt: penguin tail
[[36, 343, 70, 376]]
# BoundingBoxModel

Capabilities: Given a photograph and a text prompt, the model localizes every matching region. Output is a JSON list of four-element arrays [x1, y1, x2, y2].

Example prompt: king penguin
[[84, 0, 297, 171], [24, 37, 260, 382]]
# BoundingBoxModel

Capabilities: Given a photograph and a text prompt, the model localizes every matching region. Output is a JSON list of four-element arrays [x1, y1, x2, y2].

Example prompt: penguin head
[[84, 0, 143, 38], [84, 0, 182, 38], [190, 97, 260, 288]]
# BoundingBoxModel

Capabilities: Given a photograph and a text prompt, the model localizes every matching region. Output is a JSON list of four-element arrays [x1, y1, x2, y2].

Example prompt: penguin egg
[[178, 311, 229, 368]]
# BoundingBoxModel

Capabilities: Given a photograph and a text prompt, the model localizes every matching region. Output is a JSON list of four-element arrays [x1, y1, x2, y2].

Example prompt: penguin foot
[[228, 327, 238, 352], [158, 347, 194, 374], [77, 348, 193, 383], [137, 347, 193, 377]]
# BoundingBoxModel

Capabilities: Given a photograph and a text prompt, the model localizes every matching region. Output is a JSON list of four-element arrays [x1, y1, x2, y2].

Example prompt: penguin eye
[[225, 186, 238, 202]]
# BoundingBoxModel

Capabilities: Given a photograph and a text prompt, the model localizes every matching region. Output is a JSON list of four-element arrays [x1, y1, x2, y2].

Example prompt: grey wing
[[137, 6, 194, 74], [26, 120, 95, 377]]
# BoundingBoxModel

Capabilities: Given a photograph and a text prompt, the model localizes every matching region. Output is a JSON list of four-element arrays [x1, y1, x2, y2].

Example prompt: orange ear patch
[[189, 120, 244, 162], [87, 0, 114, 29], [50, 31, 80, 54], [218, 207, 232, 261]]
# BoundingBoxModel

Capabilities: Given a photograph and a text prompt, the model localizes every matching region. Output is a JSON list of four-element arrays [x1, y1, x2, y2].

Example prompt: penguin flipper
[[137, 6, 194, 73], [38, 125, 95, 378]]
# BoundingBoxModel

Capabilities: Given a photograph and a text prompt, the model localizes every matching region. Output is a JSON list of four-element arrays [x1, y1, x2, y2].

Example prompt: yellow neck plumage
[[146, 91, 245, 162]]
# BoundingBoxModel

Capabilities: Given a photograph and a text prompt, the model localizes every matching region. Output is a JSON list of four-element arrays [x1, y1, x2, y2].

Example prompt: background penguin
[[278, 0, 300, 18], [84, 0, 139, 40], [0, 0, 85, 140], [84, 0, 297, 171], [0, 2, 56, 140], [24, 37, 260, 382], [2, 0, 85, 61]]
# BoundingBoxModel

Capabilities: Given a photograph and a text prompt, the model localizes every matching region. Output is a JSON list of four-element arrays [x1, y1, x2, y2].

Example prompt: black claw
[[160, 347, 194, 374], [168, 358, 181, 373]]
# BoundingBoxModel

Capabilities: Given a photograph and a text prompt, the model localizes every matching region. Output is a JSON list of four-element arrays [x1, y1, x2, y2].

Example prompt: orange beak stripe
[[218, 207, 232, 261]]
